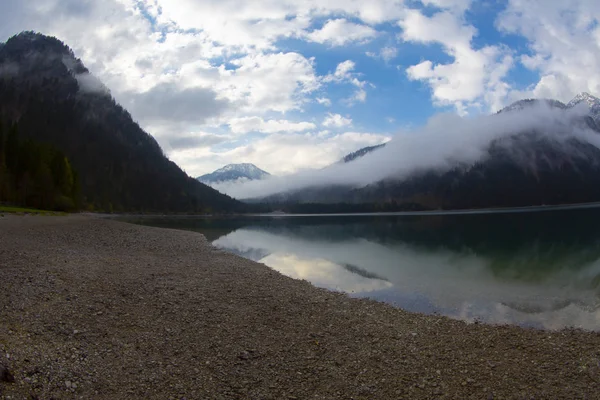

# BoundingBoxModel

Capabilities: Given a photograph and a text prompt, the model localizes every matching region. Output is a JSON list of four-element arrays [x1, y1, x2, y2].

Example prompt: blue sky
[[2, 0, 600, 175]]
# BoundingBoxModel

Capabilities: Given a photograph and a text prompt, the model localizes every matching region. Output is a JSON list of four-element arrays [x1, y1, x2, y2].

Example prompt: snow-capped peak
[[497, 93, 600, 126], [566, 92, 600, 125], [219, 163, 258, 173], [498, 99, 567, 114], [197, 163, 270, 184], [567, 92, 600, 108]]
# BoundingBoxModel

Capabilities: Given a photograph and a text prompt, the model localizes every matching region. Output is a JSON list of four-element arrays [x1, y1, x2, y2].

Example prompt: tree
[[5, 124, 18, 177], [0, 117, 81, 211], [0, 122, 5, 168]]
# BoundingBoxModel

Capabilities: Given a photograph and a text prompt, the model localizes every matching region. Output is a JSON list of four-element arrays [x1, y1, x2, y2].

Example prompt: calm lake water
[[120, 208, 600, 331]]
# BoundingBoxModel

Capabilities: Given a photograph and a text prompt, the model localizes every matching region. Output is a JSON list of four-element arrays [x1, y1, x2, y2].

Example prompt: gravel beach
[[1, 215, 599, 399]]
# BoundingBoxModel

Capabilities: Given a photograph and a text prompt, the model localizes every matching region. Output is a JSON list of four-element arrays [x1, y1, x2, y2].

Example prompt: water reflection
[[122, 209, 600, 330]]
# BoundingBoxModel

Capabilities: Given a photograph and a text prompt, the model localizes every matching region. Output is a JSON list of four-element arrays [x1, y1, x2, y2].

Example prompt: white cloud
[[155, 0, 310, 51], [497, 0, 600, 103], [305, 18, 377, 47], [156, 0, 408, 42], [316, 97, 332, 106], [323, 60, 367, 87], [347, 88, 368, 105], [74, 71, 110, 94], [145, 122, 232, 154], [0, 0, 396, 176], [366, 46, 398, 62], [322, 59, 371, 105], [121, 82, 230, 124], [420, 0, 473, 12], [166, 132, 231, 150], [0, 1, 323, 119], [323, 113, 353, 128], [228, 117, 316, 134], [380, 46, 398, 62], [172, 130, 391, 176], [225, 52, 320, 113], [331, 60, 357, 81], [10, 0, 600, 178], [399, 8, 514, 114], [216, 103, 598, 199]]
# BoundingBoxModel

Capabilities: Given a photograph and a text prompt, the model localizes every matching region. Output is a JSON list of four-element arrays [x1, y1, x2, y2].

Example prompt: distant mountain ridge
[[255, 92, 600, 210], [497, 98, 567, 114], [567, 92, 600, 124], [0, 31, 239, 212], [498, 94, 600, 131], [498, 93, 600, 127], [198, 163, 270, 184]]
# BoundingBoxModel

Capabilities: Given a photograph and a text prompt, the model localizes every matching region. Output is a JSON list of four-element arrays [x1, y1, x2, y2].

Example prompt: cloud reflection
[[213, 226, 600, 330], [259, 253, 393, 294]]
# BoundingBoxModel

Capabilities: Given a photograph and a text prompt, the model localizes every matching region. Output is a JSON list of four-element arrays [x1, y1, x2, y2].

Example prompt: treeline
[[0, 122, 81, 211], [245, 201, 430, 214]]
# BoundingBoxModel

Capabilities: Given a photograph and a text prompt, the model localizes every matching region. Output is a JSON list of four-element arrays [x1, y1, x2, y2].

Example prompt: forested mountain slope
[[254, 97, 600, 210], [0, 32, 239, 213]]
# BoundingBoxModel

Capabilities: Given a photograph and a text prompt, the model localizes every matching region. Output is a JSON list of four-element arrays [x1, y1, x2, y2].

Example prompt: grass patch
[[0, 205, 67, 216]]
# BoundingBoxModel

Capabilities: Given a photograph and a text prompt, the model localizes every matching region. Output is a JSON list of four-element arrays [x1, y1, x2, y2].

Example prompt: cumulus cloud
[[326, 60, 358, 82], [173, 130, 391, 177], [497, 0, 600, 103], [122, 83, 230, 124], [366, 46, 398, 62], [167, 133, 230, 150], [5, 0, 600, 178], [323, 113, 353, 128], [399, 8, 513, 114], [221, 52, 320, 113], [421, 0, 473, 12], [305, 19, 377, 47], [316, 97, 332, 106], [346, 88, 368, 105], [156, 0, 408, 44], [217, 103, 599, 199], [228, 117, 316, 134], [322, 59, 370, 104], [327, 60, 369, 91]]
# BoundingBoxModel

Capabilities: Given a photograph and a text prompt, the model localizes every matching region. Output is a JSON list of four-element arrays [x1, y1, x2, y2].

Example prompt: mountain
[[198, 163, 270, 184], [498, 95, 600, 131], [257, 93, 600, 211], [0, 32, 239, 213], [497, 98, 567, 114], [567, 92, 600, 123], [352, 131, 600, 210]]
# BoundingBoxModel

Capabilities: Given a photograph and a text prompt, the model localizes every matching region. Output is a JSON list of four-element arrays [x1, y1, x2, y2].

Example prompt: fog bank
[[214, 103, 598, 199]]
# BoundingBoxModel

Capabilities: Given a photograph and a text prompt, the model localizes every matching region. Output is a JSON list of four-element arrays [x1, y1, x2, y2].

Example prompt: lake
[[119, 207, 600, 331]]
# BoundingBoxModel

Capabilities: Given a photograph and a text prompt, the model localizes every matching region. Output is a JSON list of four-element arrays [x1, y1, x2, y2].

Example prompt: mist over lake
[[123, 207, 600, 331]]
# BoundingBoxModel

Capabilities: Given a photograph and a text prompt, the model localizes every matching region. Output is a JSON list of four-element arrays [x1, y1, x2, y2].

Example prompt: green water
[[119, 207, 600, 330]]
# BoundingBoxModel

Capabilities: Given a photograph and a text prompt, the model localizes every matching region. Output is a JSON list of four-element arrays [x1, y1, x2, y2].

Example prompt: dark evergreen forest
[[0, 122, 80, 210], [0, 32, 240, 213]]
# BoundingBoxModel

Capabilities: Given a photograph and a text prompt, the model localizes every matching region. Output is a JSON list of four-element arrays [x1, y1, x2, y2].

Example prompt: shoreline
[[97, 199, 600, 219], [1, 215, 599, 399]]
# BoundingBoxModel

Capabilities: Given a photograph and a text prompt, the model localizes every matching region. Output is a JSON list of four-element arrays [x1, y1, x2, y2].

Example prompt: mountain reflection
[[123, 208, 600, 330]]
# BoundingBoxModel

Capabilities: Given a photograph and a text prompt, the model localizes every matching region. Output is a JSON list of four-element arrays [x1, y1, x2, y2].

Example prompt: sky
[[2, 0, 600, 177]]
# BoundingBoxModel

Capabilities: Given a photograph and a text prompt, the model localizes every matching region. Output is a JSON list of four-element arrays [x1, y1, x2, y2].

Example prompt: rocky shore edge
[[1, 215, 599, 399]]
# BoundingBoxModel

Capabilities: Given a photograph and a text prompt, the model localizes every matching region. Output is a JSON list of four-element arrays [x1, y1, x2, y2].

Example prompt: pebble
[[0, 364, 15, 383]]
